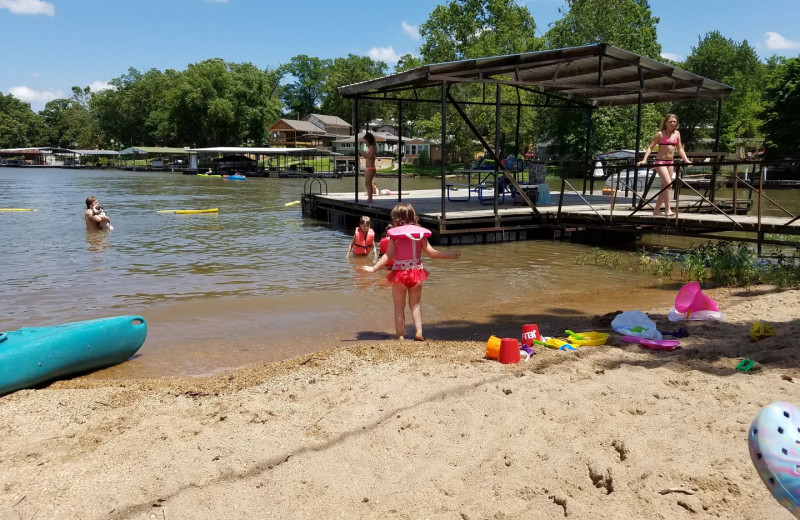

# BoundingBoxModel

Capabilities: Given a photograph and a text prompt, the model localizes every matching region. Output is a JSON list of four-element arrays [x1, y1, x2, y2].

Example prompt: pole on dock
[[494, 83, 501, 221], [710, 98, 723, 203], [633, 85, 643, 208], [440, 81, 448, 220], [397, 99, 403, 202], [353, 99, 359, 203]]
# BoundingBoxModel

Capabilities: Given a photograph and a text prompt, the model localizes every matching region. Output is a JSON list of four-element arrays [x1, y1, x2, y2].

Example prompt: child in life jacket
[[346, 216, 377, 259], [362, 203, 460, 341], [379, 224, 394, 270]]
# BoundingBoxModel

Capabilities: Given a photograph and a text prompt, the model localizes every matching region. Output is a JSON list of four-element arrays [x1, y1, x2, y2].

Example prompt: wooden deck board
[[307, 189, 799, 241]]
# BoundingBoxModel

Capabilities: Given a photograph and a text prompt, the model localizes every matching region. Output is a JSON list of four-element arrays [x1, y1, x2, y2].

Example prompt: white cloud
[[367, 46, 402, 64], [764, 32, 800, 51], [402, 21, 420, 40], [9, 86, 63, 106], [660, 52, 683, 62], [88, 81, 113, 92], [0, 0, 54, 15]]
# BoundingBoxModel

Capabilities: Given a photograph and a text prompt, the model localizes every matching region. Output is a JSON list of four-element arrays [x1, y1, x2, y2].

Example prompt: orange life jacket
[[353, 227, 374, 255]]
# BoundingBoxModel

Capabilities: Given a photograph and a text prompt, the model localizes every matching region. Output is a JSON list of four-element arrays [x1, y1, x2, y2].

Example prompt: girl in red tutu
[[362, 203, 460, 341]]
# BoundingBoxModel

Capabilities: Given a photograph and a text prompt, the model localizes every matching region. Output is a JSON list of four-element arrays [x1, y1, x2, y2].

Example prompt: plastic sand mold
[[750, 321, 776, 341], [621, 335, 680, 351], [566, 331, 609, 346]]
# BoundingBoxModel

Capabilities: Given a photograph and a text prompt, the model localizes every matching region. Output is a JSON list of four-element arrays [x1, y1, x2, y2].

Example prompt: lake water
[[1, 168, 786, 379]]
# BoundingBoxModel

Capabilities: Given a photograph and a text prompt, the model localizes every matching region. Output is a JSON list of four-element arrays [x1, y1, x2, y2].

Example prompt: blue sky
[[1, 0, 798, 112]]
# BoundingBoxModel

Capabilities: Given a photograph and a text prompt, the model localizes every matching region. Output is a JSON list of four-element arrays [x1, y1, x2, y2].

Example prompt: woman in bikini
[[360, 132, 378, 203], [637, 114, 692, 216]]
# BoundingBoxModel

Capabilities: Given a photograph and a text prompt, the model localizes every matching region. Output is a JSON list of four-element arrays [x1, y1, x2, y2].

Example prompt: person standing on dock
[[637, 114, 692, 217], [360, 132, 378, 203]]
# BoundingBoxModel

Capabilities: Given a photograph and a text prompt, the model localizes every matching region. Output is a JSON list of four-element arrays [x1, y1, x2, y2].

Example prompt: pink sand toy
[[749, 401, 800, 518], [674, 281, 718, 315], [669, 282, 724, 321]]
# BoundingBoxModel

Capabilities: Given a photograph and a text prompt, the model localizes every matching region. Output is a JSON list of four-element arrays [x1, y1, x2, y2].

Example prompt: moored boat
[[0, 315, 147, 395]]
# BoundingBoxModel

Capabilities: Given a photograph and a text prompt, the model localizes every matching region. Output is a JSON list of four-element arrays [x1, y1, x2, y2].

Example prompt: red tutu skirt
[[387, 267, 429, 288]]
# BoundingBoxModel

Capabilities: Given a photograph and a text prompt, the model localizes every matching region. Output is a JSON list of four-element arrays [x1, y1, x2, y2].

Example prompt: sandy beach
[[1, 286, 799, 519]]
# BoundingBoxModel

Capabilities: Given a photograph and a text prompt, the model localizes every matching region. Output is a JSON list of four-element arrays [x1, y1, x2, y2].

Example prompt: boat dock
[[301, 185, 800, 249]]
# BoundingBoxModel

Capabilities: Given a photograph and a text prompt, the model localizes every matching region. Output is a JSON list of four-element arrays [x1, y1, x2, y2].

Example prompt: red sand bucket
[[675, 282, 719, 314], [498, 338, 520, 364], [521, 324, 540, 349]]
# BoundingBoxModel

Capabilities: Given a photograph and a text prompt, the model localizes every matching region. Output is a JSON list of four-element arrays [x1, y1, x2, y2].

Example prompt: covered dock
[[313, 43, 788, 247], [118, 146, 190, 171], [191, 147, 342, 177]]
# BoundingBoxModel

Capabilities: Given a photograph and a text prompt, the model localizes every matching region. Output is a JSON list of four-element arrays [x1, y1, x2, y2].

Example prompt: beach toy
[[564, 329, 584, 340], [285, 201, 301, 207], [621, 335, 680, 351], [532, 338, 571, 349], [486, 335, 502, 359], [736, 359, 756, 372], [559, 344, 577, 351], [748, 401, 800, 518], [157, 208, 219, 214], [0, 208, 35, 212], [566, 331, 609, 346], [663, 327, 690, 338], [498, 338, 520, 364], [611, 310, 663, 340], [521, 324, 540, 349], [674, 281, 719, 317], [750, 321, 776, 341]]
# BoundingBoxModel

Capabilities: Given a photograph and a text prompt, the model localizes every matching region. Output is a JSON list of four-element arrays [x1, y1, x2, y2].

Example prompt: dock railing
[[564, 157, 800, 250]]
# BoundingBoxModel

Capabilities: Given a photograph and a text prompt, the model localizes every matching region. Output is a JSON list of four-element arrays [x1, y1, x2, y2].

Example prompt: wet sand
[[2, 286, 799, 519]]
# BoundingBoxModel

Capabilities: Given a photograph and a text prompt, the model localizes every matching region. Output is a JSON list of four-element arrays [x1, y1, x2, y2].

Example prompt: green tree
[[320, 54, 388, 122], [91, 67, 171, 147], [0, 92, 46, 148], [414, 0, 543, 162], [545, 0, 661, 58], [419, 0, 542, 63], [762, 56, 800, 158], [280, 55, 331, 118], [40, 86, 99, 148], [675, 32, 765, 153], [542, 0, 663, 159]]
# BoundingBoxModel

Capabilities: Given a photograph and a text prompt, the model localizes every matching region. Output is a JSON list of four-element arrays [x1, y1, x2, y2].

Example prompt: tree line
[[0, 0, 797, 160]]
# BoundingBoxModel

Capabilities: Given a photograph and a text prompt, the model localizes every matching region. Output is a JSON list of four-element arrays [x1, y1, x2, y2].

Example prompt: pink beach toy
[[621, 335, 680, 351], [749, 402, 800, 518], [674, 282, 718, 316]]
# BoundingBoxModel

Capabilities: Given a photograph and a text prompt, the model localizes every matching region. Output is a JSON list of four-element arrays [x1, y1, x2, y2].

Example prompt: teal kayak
[[0, 315, 147, 395]]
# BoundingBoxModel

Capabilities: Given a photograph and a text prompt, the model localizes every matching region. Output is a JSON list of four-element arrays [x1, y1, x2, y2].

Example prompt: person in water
[[84, 196, 112, 230], [637, 113, 692, 217], [346, 216, 377, 259], [360, 132, 378, 203], [378, 224, 394, 270], [361, 202, 461, 341]]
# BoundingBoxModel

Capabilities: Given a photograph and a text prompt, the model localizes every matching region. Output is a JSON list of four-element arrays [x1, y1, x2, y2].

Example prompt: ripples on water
[[0, 168, 730, 377]]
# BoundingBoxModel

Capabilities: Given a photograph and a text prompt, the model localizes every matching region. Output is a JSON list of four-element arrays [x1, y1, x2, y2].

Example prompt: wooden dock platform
[[302, 188, 800, 246]]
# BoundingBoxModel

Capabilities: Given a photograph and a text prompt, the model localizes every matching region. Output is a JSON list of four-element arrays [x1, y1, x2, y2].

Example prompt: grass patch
[[577, 241, 800, 288]]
